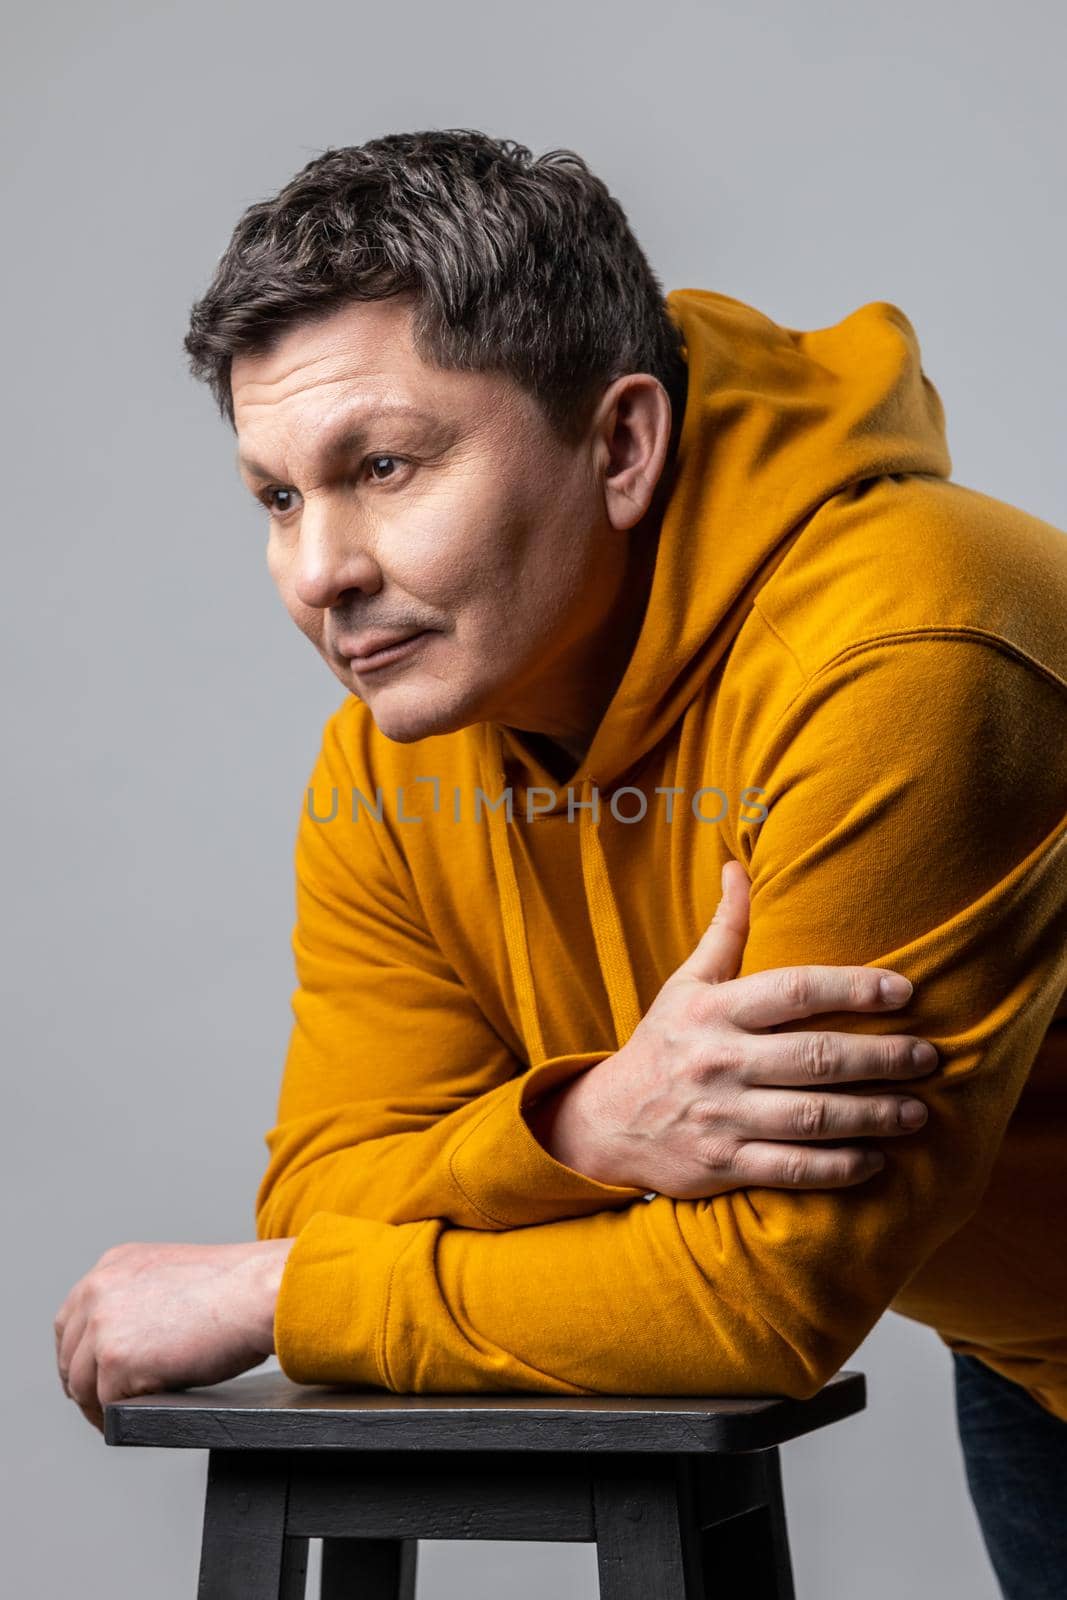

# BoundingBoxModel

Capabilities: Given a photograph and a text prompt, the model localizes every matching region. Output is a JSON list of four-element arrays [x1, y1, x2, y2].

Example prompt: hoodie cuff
[[447, 1050, 647, 1227], [273, 1209, 428, 1388]]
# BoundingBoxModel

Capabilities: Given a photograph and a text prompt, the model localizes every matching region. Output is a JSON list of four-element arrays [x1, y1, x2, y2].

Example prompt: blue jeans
[[952, 1351, 1067, 1597]]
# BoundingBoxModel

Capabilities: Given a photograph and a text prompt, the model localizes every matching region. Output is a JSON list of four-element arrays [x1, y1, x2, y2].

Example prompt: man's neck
[[505, 728, 583, 788], [500, 505, 664, 786]]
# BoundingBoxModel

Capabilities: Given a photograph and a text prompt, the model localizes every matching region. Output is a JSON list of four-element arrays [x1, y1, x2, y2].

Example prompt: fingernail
[[866, 1152, 885, 1171], [899, 1100, 927, 1127], [880, 974, 913, 1002]]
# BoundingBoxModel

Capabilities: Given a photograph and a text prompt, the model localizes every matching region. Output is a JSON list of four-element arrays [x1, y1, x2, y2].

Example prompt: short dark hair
[[182, 128, 688, 447]]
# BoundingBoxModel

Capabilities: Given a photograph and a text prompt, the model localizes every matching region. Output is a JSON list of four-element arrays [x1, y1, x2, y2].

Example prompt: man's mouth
[[342, 629, 433, 673]]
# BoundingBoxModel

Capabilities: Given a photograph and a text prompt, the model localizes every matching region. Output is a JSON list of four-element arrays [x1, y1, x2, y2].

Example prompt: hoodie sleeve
[[271, 635, 1067, 1395], [255, 707, 645, 1245]]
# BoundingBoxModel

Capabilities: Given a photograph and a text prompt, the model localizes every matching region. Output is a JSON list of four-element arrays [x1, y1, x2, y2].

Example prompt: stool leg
[[700, 1450, 796, 1600], [757, 1449, 795, 1600], [320, 1537, 418, 1598], [197, 1450, 306, 1599], [281, 1536, 310, 1595], [593, 1460, 702, 1599]]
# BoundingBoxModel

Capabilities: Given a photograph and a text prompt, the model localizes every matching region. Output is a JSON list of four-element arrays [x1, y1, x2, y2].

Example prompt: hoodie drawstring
[[481, 724, 641, 1066], [482, 723, 546, 1066], [576, 780, 643, 1050]]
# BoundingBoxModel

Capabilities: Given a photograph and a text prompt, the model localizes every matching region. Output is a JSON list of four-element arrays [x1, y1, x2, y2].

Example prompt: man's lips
[[338, 628, 433, 671]]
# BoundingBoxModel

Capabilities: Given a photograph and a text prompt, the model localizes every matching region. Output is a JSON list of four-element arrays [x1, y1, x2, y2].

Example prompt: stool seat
[[105, 1368, 867, 1598], [105, 1366, 865, 1452]]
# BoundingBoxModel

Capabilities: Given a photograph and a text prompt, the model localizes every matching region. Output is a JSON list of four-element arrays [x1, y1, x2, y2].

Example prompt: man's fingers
[[66, 1328, 100, 1418], [736, 1027, 938, 1087], [732, 1140, 886, 1189], [729, 1085, 928, 1141], [57, 1304, 89, 1395], [677, 861, 751, 984], [721, 964, 913, 1031]]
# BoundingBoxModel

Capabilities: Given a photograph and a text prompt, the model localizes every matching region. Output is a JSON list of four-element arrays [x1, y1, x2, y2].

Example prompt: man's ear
[[593, 372, 674, 532]]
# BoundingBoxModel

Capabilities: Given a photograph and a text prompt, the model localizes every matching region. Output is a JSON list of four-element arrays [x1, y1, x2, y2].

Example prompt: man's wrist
[[249, 1237, 297, 1356], [524, 1067, 621, 1185]]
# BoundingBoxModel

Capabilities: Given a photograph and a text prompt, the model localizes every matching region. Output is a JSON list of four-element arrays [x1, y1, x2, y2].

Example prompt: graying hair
[[182, 128, 688, 447]]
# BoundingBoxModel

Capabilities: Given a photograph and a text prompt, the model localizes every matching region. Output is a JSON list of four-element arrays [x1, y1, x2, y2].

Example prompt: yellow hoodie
[[257, 288, 1067, 1419]]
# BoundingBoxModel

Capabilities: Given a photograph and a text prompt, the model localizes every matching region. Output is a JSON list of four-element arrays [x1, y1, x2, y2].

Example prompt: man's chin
[[353, 679, 481, 745]]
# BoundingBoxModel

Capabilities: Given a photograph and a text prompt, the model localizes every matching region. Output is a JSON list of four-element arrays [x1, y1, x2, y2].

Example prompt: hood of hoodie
[[485, 287, 951, 811], [480, 287, 952, 1065]]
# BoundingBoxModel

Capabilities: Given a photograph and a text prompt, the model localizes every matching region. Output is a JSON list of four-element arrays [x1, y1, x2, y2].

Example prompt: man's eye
[[262, 487, 297, 516], [367, 454, 404, 481], [257, 456, 408, 515]]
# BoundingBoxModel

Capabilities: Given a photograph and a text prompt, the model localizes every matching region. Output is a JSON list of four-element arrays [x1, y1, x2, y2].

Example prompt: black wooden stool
[[105, 1367, 865, 1598]]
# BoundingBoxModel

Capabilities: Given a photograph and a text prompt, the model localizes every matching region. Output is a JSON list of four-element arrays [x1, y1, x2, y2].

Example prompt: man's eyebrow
[[236, 404, 445, 480]]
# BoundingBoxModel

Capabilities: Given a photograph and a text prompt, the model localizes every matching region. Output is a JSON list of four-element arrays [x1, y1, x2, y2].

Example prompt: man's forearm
[[257, 1049, 645, 1243]]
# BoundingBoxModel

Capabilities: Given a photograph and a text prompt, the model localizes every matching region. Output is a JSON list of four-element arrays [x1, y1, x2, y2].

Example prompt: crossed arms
[[257, 638, 1067, 1394]]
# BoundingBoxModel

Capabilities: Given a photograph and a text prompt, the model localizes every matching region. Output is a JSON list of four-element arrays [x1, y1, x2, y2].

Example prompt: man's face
[[231, 294, 631, 745]]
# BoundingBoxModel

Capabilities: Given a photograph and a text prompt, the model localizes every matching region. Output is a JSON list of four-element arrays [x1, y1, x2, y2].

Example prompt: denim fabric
[[953, 1351, 1067, 1598]]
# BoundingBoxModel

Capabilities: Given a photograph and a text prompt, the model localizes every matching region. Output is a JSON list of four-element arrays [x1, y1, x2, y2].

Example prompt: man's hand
[[526, 858, 939, 1198], [53, 1238, 296, 1433]]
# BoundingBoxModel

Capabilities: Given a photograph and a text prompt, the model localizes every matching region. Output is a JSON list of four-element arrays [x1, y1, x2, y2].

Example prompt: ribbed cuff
[[273, 1209, 429, 1388], [447, 1051, 647, 1226]]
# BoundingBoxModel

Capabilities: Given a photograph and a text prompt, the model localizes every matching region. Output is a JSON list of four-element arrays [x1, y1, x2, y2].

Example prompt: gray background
[[4, 1, 1064, 1594]]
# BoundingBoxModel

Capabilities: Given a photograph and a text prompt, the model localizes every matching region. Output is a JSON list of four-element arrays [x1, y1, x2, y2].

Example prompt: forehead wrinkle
[[232, 348, 363, 414], [236, 394, 439, 481]]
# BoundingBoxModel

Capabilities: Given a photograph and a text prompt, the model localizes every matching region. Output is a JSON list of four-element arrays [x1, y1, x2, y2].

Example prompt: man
[[54, 130, 1067, 1594]]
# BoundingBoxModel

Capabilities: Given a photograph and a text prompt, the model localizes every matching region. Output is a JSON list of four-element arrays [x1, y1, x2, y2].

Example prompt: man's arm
[[255, 703, 647, 1243], [269, 637, 1067, 1394], [258, 698, 932, 1246]]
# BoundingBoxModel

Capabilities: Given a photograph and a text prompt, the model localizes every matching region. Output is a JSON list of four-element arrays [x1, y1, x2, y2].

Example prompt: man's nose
[[290, 498, 383, 611]]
